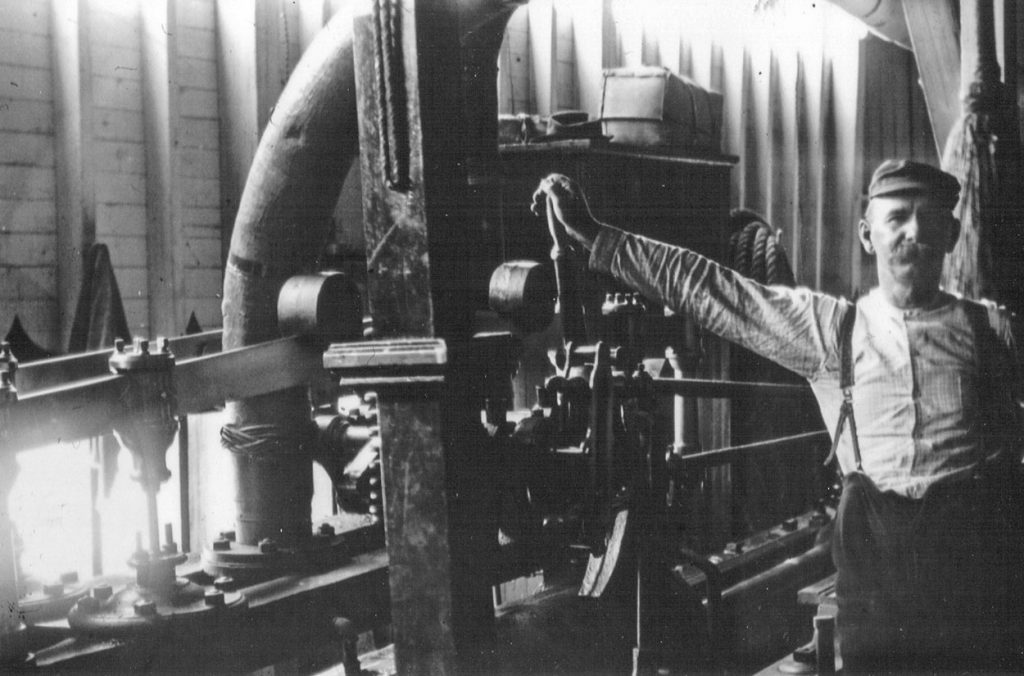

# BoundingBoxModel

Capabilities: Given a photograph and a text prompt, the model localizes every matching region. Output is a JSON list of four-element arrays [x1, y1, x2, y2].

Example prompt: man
[[531, 160, 1024, 673]]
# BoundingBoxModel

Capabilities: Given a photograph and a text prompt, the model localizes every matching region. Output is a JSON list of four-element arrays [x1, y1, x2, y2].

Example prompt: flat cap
[[868, 159, 960, 208]]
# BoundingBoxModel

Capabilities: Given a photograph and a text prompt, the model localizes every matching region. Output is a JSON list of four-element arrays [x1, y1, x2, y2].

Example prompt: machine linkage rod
[[675, 430, 830, 471], [650, 376, 811, 400], [1, 335, 324, 455]]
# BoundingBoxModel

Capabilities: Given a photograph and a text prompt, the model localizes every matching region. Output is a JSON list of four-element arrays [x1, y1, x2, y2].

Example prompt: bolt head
[[91, 583, 114, 601], [318, 523, 336, 537], [204, 590, 226, 607], [218, 530, 236, 542], [213, 576, 236, 591], [134, 599, 157, 617], [75, 596, 101, 614], [258, 538, 278, 554], [42, 582, 64, 597], [60, 571, 80, 585], [211, 538, 231, 552]]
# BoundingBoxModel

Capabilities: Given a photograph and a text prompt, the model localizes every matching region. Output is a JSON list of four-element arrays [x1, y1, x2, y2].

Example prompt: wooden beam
[[141, 0, 185, 336], [903, 0, 961, 156], [50, 0, 96, 349]]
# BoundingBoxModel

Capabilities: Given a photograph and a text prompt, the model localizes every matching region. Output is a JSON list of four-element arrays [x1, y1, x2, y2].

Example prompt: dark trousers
[[833, 471, 1024, 674]]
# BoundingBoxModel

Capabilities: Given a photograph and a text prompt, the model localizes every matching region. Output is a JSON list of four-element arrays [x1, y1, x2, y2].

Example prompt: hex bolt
[[258, 538, 279, 554], [159, 337, 170, 353], [204, 590, 226, 608], [91, 583, 114, 601], [213, 576, 236, 592], [134, 599, 157, 617], [218, 530, 236, 542], [42, 582, 64, 597], [139, 339, 150, 354], [162, 523, 178, 554], [76, 596, 101, 614], [211, 538, 231, 552], [114, 338, 125, 353], [318, 523, 336, 537]]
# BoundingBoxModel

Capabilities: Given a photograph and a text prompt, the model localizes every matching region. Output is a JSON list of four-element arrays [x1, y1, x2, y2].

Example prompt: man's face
[[859, 193, 958, 288]]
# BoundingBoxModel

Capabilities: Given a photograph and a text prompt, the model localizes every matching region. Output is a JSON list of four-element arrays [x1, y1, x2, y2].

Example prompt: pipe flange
[[67, 576, 246, 639]]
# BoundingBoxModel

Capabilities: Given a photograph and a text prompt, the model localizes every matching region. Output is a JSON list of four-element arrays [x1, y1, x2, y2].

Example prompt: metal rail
[[650, 376, 811, 400]]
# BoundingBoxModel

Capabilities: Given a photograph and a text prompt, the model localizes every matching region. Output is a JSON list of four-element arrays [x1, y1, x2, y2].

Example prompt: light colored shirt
[[590, 225, 1021, 498]]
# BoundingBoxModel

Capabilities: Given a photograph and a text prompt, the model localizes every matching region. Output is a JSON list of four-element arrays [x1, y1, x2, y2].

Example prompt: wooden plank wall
[[0, 0, 59, 349], [0, 0, 339, 352]]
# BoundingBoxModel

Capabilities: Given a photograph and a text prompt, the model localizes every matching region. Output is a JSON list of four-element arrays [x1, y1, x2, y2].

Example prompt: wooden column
[[141, 0, 185, 337], [350, 0, 497, 672], [50, 0, 96, 348]]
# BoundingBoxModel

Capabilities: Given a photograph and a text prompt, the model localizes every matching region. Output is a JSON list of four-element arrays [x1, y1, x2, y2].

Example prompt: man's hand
[[530, 174, 603, 252]]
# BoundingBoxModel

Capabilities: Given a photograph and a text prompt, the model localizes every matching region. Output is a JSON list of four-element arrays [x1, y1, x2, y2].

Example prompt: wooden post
[[50, 0, 96, 348]]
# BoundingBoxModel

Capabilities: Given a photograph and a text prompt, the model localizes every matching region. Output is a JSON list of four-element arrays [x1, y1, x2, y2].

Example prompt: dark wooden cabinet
[[498, 140, 736, 265]]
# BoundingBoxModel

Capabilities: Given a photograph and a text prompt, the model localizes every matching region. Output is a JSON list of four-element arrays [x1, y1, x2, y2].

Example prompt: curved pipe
[[221, 1, 524, 547]]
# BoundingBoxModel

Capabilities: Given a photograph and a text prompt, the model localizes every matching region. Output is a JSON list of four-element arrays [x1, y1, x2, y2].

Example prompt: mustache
[[889, 240, 936, 263]]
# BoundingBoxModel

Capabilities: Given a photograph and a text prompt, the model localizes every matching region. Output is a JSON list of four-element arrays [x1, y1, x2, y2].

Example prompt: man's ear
[[858, 219, 874, 255], [945, 215, 961, 253]]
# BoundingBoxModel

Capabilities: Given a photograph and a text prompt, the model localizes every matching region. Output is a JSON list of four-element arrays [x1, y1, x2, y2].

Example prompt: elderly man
[[532, 160, 1024, 673]]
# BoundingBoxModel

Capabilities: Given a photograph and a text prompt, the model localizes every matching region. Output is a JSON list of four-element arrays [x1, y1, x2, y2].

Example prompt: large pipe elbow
[[220, 5, 360, 547]]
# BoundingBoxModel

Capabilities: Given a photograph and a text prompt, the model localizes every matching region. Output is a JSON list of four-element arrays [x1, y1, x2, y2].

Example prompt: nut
[[204, 590, 225, 608], [211, 538, 232, 552], [213, 576, 236, 592], [318, 523, 336, 537], [75, 596, 101, 614], [91, 583, 114, 601], [42, 582, 64, 597], [134, 599, 157, 617], [258, 538, 278, 554]]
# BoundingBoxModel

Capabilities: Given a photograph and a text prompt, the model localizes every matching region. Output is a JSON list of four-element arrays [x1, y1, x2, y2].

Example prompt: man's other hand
[[530, 174, 602, 252]]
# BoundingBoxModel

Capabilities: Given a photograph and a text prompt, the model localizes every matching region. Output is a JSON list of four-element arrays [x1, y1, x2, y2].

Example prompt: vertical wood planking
[[795, 50, 824, 288], [178, 0, 224, 330], [215, 0, 258, 264], [141, 0, 184, 337], [903, 0, 960, 157], [552, 4, 578, 112], [743, 45, 772, 216], [527, 0, 555, 118], [50, 0, 95, 348], [567, 0, 615, 118], [497, 6, 532, 116], [89, 1, 149, 337], [770, 47, 798, 259], [821, 31, 864, 297]]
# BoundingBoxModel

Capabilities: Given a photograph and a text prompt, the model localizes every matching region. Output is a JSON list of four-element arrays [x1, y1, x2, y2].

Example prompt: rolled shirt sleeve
[[589, 225, 848, 381]]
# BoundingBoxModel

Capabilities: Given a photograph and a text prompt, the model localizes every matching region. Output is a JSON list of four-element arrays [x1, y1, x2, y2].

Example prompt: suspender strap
[[825, 303, 863, 470]]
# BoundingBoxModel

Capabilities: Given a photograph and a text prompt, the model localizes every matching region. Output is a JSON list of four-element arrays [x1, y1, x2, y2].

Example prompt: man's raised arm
[[532, 173, 847, 381]]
